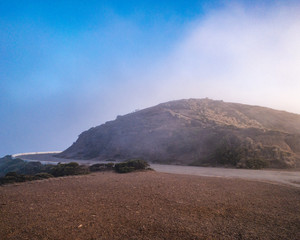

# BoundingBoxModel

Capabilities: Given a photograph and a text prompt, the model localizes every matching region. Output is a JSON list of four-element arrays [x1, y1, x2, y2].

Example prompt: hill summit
[[58, 99, 300, 168]]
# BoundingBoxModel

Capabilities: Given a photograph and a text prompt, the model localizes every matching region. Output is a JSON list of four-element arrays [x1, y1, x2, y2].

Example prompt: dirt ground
[[0, 171, 299, 240]]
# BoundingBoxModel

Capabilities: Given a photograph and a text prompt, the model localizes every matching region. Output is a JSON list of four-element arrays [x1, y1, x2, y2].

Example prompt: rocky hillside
[[58, 99, 300, 168]]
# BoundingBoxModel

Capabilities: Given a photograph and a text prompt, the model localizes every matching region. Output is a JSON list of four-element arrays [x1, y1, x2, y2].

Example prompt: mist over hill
[[58, 99, 300, 168]]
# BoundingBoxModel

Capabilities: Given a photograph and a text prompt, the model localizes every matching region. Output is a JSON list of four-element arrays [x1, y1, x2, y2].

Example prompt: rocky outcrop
[[58, 99, 300, 168]]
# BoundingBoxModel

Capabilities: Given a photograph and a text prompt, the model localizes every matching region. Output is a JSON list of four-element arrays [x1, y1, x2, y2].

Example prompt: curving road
[[15, 152, 300, 188]]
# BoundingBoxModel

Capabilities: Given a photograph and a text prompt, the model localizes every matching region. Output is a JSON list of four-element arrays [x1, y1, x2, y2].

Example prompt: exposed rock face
[[58, 99, 300, 168]]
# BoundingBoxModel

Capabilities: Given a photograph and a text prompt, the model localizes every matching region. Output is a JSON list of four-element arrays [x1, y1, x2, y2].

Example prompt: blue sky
[[1, 0, 300, 156]]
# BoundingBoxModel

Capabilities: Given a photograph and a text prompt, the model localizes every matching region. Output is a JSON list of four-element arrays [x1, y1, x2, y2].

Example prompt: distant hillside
[[58, 99, 300, 168]]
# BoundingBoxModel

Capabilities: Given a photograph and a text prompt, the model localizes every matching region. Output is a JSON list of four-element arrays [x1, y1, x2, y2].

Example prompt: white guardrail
[[12, 151, 62, 158]]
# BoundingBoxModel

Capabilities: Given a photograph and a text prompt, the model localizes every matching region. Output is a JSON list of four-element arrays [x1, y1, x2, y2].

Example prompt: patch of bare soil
[[0, 172, 299, 240]]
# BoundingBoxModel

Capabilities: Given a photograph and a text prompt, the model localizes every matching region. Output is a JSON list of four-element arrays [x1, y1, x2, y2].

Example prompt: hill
[[58, 99, 300, 168]]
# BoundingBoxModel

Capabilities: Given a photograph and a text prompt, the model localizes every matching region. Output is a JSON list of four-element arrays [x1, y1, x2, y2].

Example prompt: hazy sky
[[1, 0, 300, 156]]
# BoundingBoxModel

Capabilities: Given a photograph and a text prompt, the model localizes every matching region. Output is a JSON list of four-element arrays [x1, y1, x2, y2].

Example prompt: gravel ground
[[0, 171, 299, 240]]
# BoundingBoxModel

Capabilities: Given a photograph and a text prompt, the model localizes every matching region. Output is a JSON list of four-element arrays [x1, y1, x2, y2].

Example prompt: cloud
[[86, 2, 300, 126], [141, 3, 300, 114]]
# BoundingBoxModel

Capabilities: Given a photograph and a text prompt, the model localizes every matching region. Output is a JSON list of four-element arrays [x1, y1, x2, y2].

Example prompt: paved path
[[16, 152, 300, 188]]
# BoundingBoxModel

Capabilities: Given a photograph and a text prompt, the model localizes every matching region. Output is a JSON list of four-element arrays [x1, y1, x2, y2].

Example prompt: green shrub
[[214, 136, 244, 166], [126, 159, 149, 170], [105, 163, 115, 169], [23, 161, 44, 175], [34, 172, 54, 179], [5, 172, 18, 178], [245, 158, 268, 169], [116, 166, 135, 173], [0, 156, 26, 177], [49, 162, 89, 177], [115, 159, 149, 173], [89, 163, 105, 172], [89, 163, 115, 172], [0, 155, 90, 185], [0, 172, 34, 185]]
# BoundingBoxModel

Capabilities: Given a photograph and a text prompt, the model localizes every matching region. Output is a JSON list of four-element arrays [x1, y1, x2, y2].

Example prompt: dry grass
[[0, 171, 299, 240]]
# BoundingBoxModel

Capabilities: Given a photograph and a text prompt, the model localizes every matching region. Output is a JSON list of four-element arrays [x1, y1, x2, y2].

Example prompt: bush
[[245, 158, 268, 169], [105, 163, 115, 169], [34, 172, 54, 180], [0, 156, 26, 177], [89, 163, 105, 172], [115, 159, 149, 173], [116, 166, 135, 173], [49, 162, 89, 177], [0, 172, 34, 185], [126, 159, 149, 170], [0, 155, 90, 185], [89, 163, 115, 172], [5, 172, 18, 177], [23, 161, 44, 175]]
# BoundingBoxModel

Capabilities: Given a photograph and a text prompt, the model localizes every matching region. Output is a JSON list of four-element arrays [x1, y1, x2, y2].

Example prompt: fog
[[1, 1, 300, 156], [123, 3, 300, 113]]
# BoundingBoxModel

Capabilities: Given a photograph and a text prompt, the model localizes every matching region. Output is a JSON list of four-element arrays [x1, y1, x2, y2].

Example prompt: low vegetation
[[0, 156, 151, 185], [213, 136, 295, 169], [0, 171, 54, 185], [114, 159, 150, 173], [0, 155, 89, 185], [89, 163, 114, 172], [49, 162, 89, 177], [89, 159, 151, 173]]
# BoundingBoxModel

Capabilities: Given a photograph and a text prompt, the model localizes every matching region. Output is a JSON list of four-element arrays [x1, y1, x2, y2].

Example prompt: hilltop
[[58, 99, 300, 168]]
